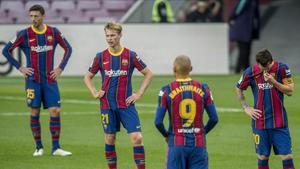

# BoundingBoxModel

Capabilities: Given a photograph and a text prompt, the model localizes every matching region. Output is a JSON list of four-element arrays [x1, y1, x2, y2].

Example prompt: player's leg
[[26, 80, 43, 156], [43, 83, 71, 156], [101, 109, 119, 169], [271, 128, 295, 169], [119, 106, 145, 169], [253, 128, 271, 169], [189, 147, 208, 169]]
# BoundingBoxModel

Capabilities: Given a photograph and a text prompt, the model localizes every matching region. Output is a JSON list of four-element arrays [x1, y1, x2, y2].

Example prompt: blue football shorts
[[100, 105, 141, 134], [25, 80, 61, 109], [252, 127, 292, 156], [167, 146, 208, 169]]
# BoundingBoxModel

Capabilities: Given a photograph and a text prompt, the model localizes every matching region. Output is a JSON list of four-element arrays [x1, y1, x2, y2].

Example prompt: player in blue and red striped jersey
[[236, 49, 295, 169], [84, 22, 153, 169], [2, 5, 72, 157], [154, 55, 218, 169]]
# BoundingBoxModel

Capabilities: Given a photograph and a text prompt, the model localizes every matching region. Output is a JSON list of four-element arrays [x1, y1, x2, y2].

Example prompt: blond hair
[[104, 22, 122, 34], [174, 55, 192, 75]]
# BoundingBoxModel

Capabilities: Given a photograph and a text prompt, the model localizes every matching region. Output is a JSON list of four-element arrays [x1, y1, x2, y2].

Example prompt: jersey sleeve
[[154, 87, 168, 137], [203, 83, 214, 108], [280, 64, 293, 85], [2, 31, 25, 69], [88, 53, 101, 75], [54, 27, 72, 70], [131, 51, 147, 71], [236, 69, 251, 90], [202, 83, 218, 134]]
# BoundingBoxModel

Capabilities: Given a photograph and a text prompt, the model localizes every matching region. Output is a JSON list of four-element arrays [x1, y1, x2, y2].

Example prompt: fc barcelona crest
[[122, 59, 128, 66], [47, 36, 53, 42]]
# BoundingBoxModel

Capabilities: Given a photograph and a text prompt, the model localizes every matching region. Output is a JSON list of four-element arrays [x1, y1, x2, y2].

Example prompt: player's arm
[[126, 67, 153, 105], [83, 54, 104, 99], [51, 28, 72, 80], [203, 84, 218, 134], [2, 32, 33, 77], [154, 90, 168, 139], [84, 72, 104, 99], [264, 71, 294, 96], [236, 87, 262, 119]]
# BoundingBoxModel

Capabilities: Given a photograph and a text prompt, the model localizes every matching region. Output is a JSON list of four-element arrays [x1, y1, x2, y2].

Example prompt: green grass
[[0, 75, 299, 169]]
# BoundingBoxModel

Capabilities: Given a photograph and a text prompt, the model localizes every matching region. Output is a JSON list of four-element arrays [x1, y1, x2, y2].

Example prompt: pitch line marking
[[0, 96, 243, 115]]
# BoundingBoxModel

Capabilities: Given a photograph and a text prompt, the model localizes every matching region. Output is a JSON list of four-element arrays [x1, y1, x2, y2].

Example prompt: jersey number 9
[[179, 99, 196, 127]]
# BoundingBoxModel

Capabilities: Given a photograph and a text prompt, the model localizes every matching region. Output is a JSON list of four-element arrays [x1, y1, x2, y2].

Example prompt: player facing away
[[2, 5, 72, 156], [236, 49, 295, 169], [154, 55, 218, 169], [84, 22, 153, 169]]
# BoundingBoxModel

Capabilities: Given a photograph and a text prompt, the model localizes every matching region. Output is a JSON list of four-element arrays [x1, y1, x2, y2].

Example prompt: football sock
[[133, 146, 145, 169], [50, 116, 61, 151], [282, 159, 295, 169], [258, 159, 269, 169], [105, 144, 117, 169], [30, 115, 43, 149]]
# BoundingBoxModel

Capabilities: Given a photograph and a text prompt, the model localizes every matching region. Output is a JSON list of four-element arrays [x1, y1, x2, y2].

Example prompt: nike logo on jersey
[[29, 39, 35, 42], [103, 61, 109, 65]]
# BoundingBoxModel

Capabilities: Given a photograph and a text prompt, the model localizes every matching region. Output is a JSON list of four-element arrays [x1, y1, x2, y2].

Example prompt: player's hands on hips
[[92, 90, 105, 99], [244, 106, 262, 120], [126, 92, 142, 105], [19, 66, 34, 78], [50, 67, 63, 80]]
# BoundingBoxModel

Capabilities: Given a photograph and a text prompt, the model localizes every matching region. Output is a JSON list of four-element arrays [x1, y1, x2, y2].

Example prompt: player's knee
[[49, 107, 60, 116], [105, 134, 116, 144], [131, 132, 143, 145], [281, 154, 293, 160], [257, 155, 269, 160], [31, 108, 40, 116]]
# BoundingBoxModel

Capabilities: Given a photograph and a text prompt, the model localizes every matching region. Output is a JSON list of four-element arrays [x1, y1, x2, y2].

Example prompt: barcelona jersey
[[88, 47, 147, 110], [155, 79, 215, 147], [2, 25, 72, 83], [237, 61, 293, 129]]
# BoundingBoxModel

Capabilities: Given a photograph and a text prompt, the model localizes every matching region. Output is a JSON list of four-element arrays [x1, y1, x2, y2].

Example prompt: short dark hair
[[256, 49, 273, 67], [29, 5, 45, 15]]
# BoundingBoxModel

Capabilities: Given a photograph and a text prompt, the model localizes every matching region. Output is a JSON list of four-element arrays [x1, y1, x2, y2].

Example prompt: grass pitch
[[0, 74, 299, 169]]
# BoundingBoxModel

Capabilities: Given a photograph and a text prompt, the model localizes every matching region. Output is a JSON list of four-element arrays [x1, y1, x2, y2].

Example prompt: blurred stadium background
[[0, 0, 299, 169]]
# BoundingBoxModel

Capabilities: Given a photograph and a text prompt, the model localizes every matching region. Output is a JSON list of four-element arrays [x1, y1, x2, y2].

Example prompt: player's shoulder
[[277, 61, 290, 70]]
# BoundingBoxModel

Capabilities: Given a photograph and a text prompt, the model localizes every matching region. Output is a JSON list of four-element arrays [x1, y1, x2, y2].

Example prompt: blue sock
[[30, 115, 43, 149], [105, 144, 117, 169], [133, 146, 145, 169], [283, 159, 294, 169], [50, 116, 61, 152]]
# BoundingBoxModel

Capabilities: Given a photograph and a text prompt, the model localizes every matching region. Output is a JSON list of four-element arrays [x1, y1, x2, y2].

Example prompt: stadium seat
[[84, 8, 109, 18], [103, 0, 130, 11], [44, 16, 66, 24], [93, 16, 116, 23], [51, 1, 76, 12], [77, 0, 102, 12], [0, 1, 24, 14], [25, 0, 50, 11]]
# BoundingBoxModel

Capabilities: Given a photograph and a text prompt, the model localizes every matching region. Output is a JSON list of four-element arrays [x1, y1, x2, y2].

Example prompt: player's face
[[105, 29, 121, 48], [29, 11, 44, 28]]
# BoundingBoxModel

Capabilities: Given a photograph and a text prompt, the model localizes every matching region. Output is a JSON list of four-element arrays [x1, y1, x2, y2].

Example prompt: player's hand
[[19, 66, 34, 78], [126, 92, 142, 105], [165, 136, 169, 143], [50, 67, 63, 80], [244, 106, 262, 120], [92, 90, 105, 99], [263, 71, 276, 84]]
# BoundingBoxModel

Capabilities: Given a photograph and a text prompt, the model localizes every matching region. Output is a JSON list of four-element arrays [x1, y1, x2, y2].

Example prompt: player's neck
[[109, 45, 122, 54], [35, 24, 45, 31], [175, 74, 190, 80]]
